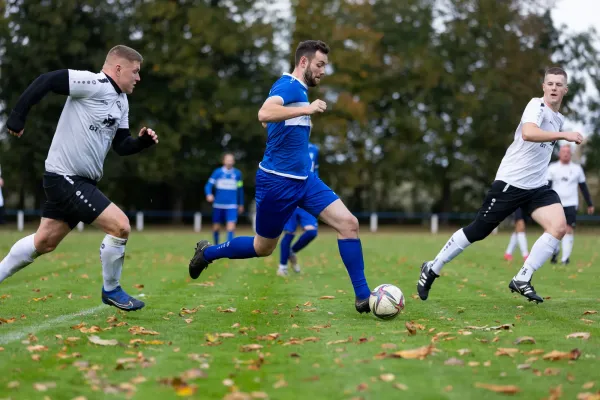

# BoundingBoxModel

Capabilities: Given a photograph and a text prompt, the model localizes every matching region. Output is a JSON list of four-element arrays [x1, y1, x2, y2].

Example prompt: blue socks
[[213, 231, 219, 245], [292, 230, 317, 253], [279, 233, 295, 265], [227, 230, 234, 241], [338, 238, 370, 300], [204, 236, 258, 262]]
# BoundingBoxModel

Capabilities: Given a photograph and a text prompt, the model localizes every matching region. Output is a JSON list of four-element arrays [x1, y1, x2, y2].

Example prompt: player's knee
[[463, 219, 496, 243], [338, 214, 359, 238], [549, 221, 567, 239], [34, 234, 59, 254], [112, 218, 131, 239], [255, 241, 276, 257]]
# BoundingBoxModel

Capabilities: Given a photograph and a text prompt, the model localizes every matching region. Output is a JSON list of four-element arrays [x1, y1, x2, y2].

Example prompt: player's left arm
[[577, 166, 594, 214], [237, 170, 245, 213], [111, 103, 158, 156]]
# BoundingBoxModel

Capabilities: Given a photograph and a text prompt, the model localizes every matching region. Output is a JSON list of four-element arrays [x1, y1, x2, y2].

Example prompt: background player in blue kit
[[278, 142, 320, 276], [190, 40, 372, 314], [204, 153, 244, 244]]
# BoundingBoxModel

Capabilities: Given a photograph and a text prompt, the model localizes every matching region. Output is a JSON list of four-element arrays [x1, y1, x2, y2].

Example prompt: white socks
[[100, 235, 127, 292], [505, 233, 517, 255], [515, 232, 559, 281], [561, 233, 574, 262], [429, 229, 471, 275], [517, 232, 529, 257], [0, 234, 39, 283]]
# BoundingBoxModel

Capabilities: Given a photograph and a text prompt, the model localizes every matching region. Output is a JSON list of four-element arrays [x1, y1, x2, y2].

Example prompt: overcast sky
[[552, 0, 599, 34]]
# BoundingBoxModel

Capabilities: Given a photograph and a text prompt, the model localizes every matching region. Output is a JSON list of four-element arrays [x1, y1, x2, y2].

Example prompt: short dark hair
[[295, 40, 330, 66], [107, 45, 143, 63], [545, 67, 567, 81]]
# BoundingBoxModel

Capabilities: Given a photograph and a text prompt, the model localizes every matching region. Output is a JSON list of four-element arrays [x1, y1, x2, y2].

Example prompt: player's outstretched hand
[[8, 128, 23, 138], [206, 194, 215, 203], [588, 206, 594, 215], [307, 99, 327, 115], [564, 131, 583, 144], [139, 127, 159, 144]]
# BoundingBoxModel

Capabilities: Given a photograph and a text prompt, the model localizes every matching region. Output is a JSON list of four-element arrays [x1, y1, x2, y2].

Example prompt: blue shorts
[[212, 207, 238, 224], [255, 169, 338, 239], [283, 208, 318, 233]]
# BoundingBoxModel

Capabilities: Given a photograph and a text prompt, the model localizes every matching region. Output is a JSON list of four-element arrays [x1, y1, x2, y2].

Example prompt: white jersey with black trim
[[45, 70, 129, 181], [495, 97, 564, 190], [547, 161, 586, 208]]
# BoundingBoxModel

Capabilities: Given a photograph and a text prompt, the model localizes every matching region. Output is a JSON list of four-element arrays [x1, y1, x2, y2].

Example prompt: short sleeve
[[578, 165, 586, 183], [68, 70, 102, 99], [521, 98, 545, 127], [268, 81, 304, 106], [119, 98, 129, 129]]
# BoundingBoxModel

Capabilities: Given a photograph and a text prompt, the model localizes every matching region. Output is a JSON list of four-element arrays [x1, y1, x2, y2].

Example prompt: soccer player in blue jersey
[[204, 153, 244, 244], [278, 141, 320, 276], [189, 40, 372, 313]]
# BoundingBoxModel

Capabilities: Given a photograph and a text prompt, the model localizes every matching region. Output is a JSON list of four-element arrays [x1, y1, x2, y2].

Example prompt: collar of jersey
[[282, 73, 308, 89], [102, 72, 122, 94]]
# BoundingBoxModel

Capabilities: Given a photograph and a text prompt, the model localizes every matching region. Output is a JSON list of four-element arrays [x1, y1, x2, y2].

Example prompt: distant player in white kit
[[417, 67, 583, 303], [1, 45, 158, 311], [547, 144, 594, 264]]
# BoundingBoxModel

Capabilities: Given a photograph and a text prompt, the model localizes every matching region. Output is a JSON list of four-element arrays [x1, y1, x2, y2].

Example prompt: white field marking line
[[0, 305, 105, 345]]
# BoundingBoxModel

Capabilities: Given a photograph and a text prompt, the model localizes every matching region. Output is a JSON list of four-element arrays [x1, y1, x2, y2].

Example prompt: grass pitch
[[0, 228, 599, 399]]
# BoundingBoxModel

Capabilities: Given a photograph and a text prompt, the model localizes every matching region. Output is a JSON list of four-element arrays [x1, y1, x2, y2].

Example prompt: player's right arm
[[205, 169, 218, 203], [520, 99, 582, 144], [7, 70, 101, 137], [258, 96, 326, 123]]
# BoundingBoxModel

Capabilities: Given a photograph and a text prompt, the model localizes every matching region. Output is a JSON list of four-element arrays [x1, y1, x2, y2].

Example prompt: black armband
[[579, 182, 593, 206], [7, 70, 69, 132], [112, 128, 155, 156]]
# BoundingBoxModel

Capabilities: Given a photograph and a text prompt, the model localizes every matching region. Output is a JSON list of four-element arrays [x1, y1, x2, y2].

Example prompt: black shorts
[[42, 172, 111, 229], [476, 180, 560, 226], [563, 206, 577, 227]]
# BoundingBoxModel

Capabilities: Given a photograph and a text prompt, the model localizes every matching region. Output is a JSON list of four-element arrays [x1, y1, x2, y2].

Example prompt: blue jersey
[[204, 167, 244, 209], [308, 142, 319, 177], [259, 73, 311, 180]]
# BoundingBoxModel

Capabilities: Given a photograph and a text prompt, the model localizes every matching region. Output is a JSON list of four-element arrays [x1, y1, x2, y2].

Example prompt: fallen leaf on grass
[[475, 383, 520, 394], [445, 358, 464, 366], [319, 296, 335, 300], [517, 364, 530, 370], [543, 349, 581, 361], [548, 385, 563, 400], [327, 337, 352, 345], [273, 379, 287, 389], [495, 348, 519, 357], [544, 368, 561, 376], [133, 284, 144, 289], [27, 345, 48, 352], [394, 383, 408, 390], [7, 381, 19, 389], [218, 333, 236, 338], [567, 332, 591, 340], [465, 324, 513, 331], [457, 349, 471, 356], [583, 310, 597, 315], [240, 344, 263, 352], [468, 361, 481, 367], [356, 383, 368, 392], [303, 308, 317, 313], [218, 307, 237, 313], [190, 281, 214, 287], [390, 344, 437, 360], [129, 339, 164, 345], [0, 347, 4, 351], [381, 343, 397, 350], [88, 336, 118, 346], [0, 317, 16, 324], [583, 382, 595, 390], [256, 333, 280, 341], [577, 393, 600, 400], [31, 354, 41, 361], [128, 326, 159, 336], [406, 322, 417, 336], [524, 349, 545, 355], [33, 382, 57, 392], [380, 374, 395, 382], [290, 353, 300, 358], [514, 337, 536, 345]]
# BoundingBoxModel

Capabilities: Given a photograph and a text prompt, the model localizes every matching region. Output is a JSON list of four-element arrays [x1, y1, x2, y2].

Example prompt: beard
[[303, 68, 319, 87]]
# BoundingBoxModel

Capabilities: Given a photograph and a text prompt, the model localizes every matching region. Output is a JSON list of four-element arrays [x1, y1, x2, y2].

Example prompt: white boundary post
[[17, 210, 24, 232], [370, 213, 378, 232], [430, 214, 439, 234], [77, 222, 84, 232], [136, 212, 144, 231], [193, 212, 202, 233]]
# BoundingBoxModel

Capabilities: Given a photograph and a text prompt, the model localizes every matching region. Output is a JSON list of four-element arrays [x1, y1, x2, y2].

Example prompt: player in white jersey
[[417, 67, 583, 303], [1, 45, 158, 311], [547, 144, 594, 264], [503, 207, 530, 261]]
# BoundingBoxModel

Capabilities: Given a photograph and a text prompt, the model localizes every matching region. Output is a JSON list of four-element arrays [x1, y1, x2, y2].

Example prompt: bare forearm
[[522, 125, 564, 143], [258, 104, 309, 123]]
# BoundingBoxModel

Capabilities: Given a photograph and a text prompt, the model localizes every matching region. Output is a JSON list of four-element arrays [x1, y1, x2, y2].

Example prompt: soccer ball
[[369, 284, 405, 320]]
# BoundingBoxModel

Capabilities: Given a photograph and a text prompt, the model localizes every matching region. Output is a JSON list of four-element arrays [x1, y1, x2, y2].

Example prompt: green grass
[[0, 229, 599, 400]]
